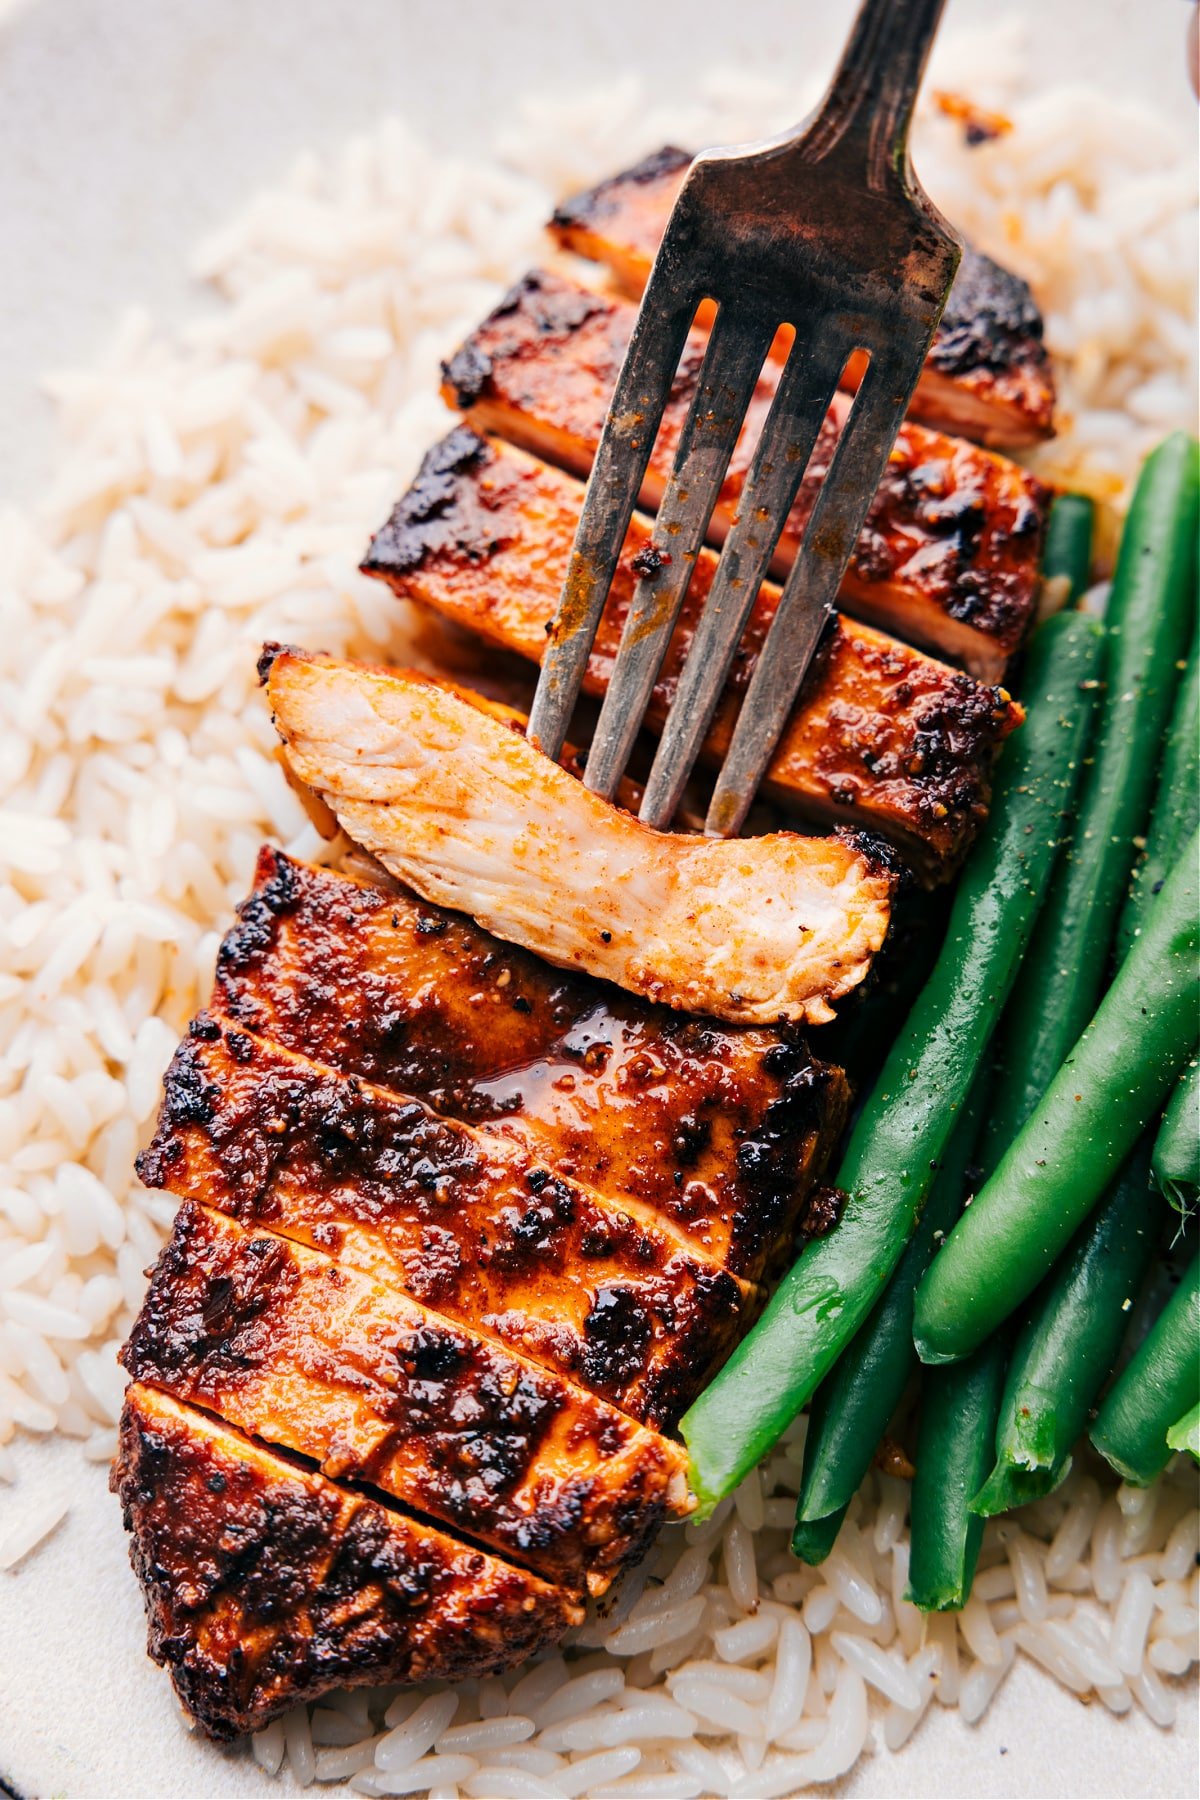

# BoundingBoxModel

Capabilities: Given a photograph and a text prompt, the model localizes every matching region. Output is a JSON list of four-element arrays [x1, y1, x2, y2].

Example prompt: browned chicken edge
[[548, 143, 1056, 448], [439, 269, 1047, 681], [136, 1011, 760, 1431], [113, 1383, 582, 1741], [362, 426, 1023, 881], [121, 1200, 693, 1595]]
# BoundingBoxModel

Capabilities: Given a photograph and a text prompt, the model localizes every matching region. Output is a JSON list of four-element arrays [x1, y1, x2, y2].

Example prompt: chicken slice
[[121, 1201, 691, 1594], [440, 268, 1047, 681], [548, 144, 1056, 449], [210, 848, 850, 1279], [263, 649, 895, 1029], [113, 1383, 582, 1740], [362, 427, 1022, 882], [136, 1013, 757, 1428]]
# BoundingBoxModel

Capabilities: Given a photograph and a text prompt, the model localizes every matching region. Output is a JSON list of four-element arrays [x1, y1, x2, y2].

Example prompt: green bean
[[907, 1342, 1007, 1611], [1091, 1252, 1200, 1485], [790, 1502, 845, 1566], [979, 434, 1199, 1145], [1152, 1057, 1200, 1216], [915, 831, 1199, 1363], [908, 1031, 1053, 1571], [822, 897, 949, 1089], [680, 612, 1104, 1511], [1117, 631, 1200, 964], [790, 1087, 983, 1563], [971, 1144, 1160, 1515], [964, 512, 1196, 1505], [900, 1066, 1012, 1584], [790, 499, 1098, 1561], [1040, 491, 1095, 609], [1166, 1401, 1200, 1463]]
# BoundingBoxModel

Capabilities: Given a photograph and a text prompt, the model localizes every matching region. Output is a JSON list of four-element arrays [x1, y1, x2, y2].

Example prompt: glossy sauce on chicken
[[138, 1014, 761, 1428], [206, 848, 850, 1279]]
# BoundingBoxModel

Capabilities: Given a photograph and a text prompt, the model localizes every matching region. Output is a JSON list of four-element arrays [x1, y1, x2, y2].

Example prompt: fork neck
[[803, 0, 948, 189]]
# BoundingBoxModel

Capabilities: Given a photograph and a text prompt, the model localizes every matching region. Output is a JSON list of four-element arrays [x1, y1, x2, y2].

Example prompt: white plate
[[0, 2, 1196, 1796]]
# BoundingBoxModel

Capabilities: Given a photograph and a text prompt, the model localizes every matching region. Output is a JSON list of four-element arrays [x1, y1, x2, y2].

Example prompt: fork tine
[[706, 348, 920, 837], [636, 322, 847, 829], [526, 268, 700, 762], [583, 304, 778, 800]]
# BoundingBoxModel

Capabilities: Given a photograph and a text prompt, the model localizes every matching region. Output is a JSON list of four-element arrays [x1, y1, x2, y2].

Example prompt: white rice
[[1, 19, 1196, 1795], [0, 1489, 69, 1569]]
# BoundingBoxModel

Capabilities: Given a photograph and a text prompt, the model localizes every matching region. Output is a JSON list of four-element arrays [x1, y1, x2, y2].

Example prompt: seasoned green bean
[[791, 1088, 983, 1562], [979, 433, 1199, 1154], [1040, 491, 1095, 609], [1152, 1057, 1200, 1216], [1091, 1252, 1200, 1485], [915, 833, 1199, 1364], [907, 1343, 1007, 1610], [681, 613, 1103, 1510], [1117, 631, 1199, 964], [971, 1144, 1159, 1514]]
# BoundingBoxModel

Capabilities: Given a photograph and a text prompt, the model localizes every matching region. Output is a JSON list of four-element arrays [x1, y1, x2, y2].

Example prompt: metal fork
[[525, 0, 961, 836]]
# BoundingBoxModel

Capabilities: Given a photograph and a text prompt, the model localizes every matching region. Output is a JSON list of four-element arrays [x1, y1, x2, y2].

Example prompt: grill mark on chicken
[[122, 1202, 691, 1594], [549, 144, 1055, 448], [440, 268, 1047, 681], [363, 428, 1022, 880], [112, 1384, 582, 1740], [136, 1012, 766, 1428], [205, 848, 849, 1280], [263, 650, 896, 1028]]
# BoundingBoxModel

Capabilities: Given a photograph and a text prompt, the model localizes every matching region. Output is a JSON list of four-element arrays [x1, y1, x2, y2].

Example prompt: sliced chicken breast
[[122, 1202, 691, 1594], [262, 648, 896, 1028], [440, 268, 1047, 681], [136, 1014, 757, 1428]]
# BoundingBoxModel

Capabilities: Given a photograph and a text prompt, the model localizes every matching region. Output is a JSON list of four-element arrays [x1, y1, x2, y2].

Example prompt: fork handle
[[805, 0, 948, 183]]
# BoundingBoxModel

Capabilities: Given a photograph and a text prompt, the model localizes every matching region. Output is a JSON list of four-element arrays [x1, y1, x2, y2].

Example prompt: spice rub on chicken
[[121, 836, 856, 1734], [440, 268, 1047, 682], [363, 427, 1022, 881], [262, 649, 896, 1028], [121, 760, 865, 1730], [549, 144, 1056, 449], [204, 848, 851, 1280], [137, 1015, 761, 1429], [122, 1202, 691, 1595], [112, 1384, 582, 1740]]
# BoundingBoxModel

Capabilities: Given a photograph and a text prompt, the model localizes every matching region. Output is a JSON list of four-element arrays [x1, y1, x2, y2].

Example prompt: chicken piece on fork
[[527, 0, 962, 839]]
